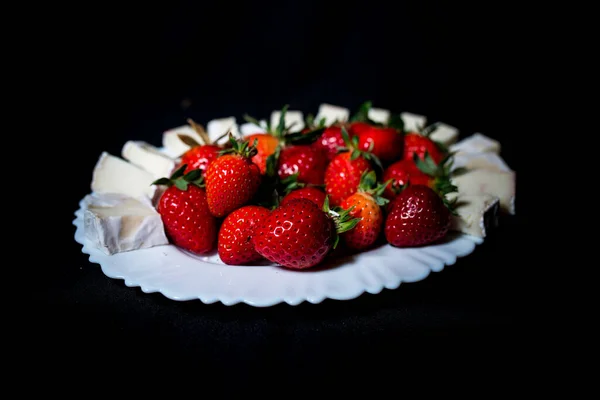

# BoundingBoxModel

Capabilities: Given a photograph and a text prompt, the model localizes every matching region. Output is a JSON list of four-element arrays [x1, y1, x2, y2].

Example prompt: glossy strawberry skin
[[204, 154, 262, 218], [157, 185, 217, 254], [179, 145, 221, 174], [340, 192, 383, 251], [252, 199, 334, 269], [280, 186, 326, 209], [218, 205, 271, 265], [245, 133, 279, 175], [403, 133, 444, 164], [313, 126, 345, 161], [324, 152, 372, 207], [355, 125, 403, 163], [348, 121, 372, 136], [384, 185, 450, 247], [382, 159, 430, 199], [277, 145, 328, 185]]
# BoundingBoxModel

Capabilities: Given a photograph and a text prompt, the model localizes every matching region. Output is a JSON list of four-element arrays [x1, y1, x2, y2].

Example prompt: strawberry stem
[[186, 118, 212, 145], [151, 164, 204, 191], [219, 132, 258, 158], [322, 195, 361, 249], [356, 170, 391, 206]]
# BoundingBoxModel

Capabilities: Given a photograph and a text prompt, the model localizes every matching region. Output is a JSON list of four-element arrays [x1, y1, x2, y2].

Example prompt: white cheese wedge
[[452, 151, 511, 173], [270, 110, 305, 132], [451, 168, 516, 215], [367, 107, 390, 124], [162, 125, 203, 158], [429, 122, 459, 146], [239, 121, 267, 136], [450, 133, 501, 155], [447, 193, 500, 238], [401, 112, 426, 132], [315, 103, 349, 126], [122, 141, 176, 179], [207, 117, 239, 144], [91, 152, 158, 202], [83, 194, 168, 255]]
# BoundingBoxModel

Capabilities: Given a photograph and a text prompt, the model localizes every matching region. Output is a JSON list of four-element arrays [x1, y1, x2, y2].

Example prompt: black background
[[41, 0, 531, 379]]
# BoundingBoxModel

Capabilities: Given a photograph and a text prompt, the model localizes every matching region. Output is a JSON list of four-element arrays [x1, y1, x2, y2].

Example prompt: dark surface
[[43, 0, 529, 374]]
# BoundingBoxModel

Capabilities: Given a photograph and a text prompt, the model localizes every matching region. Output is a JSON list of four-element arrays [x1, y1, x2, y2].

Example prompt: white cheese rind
[[162, 125, 203, 158], [122, 141, 176, 179], [91, 152, 158, 202], [452, 168, 516, 215], [367, 107, 390, 124], [452, 151, 511, 173], [270, 110, 304, 132], [450, 133, 501, 155], [429, 123, 459, 146], [207, 117, 239, 144], [315, 103, 349, 126], [400, 112, 427, 132], [83, 194, 168, 255], [447, 193, 500, 238]]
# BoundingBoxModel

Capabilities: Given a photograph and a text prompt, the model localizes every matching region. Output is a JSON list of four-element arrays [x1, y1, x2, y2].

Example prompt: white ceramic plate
[[73, 197, 483, 307]]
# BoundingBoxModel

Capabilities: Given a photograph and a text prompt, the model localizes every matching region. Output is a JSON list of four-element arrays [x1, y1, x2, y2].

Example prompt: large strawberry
[[384, 184, 452, 247], [177, 118, 226, 174], [152, 165, 217, 254], [252, 197, 359, 269], [324, 127, 381, 207], [217, 205, 271, 265], [339, 170, 390, 251], [204, 134, 262, 218]]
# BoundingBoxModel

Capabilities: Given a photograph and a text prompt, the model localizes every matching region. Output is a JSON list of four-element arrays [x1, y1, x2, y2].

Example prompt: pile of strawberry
[[152, 102, 460, 270]]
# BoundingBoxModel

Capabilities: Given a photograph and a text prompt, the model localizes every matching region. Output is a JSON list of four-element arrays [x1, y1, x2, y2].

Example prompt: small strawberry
[[312, 125, 345, 161], [403, 123, 448, 165], [217, 205, 271, 265], [252, 197, 359, 269], [152, 165, 217, 254], [382, 159, 429, 200], [204, 134, 262, 218], [324, 126, 382, 207], [279, 174, 327, 209], [384, 184, 451, 247], [339, 170, 391, 251], [177, 118, 227, 174], [244, 133, 279, 175], [277, 144, 328, 185]]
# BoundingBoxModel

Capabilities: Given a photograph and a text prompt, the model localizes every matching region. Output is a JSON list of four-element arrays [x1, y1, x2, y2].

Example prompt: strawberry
[[252, 197, 359, 269], [204, 134, 262, 218], [339, 170, 390, 251], [312, 125, 345, 161], [324, 127, 381, 207], [403, 124, 447, 165], [152, 165, 217, 254], [384, 184, 451, 247], [177, 118, 226, 174], [277, 144, 328, 185], [244, 133, 279, 175], [217, 205, 271, 265], [281, 187, 326, 209], [382, 159, 429, 199]]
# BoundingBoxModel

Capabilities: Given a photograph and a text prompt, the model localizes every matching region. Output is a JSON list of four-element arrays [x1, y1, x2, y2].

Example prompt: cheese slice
[[122, 141, 176, 179], [91, 152, 158, 202], [429, 123, 459, 146], [83, 194, 168, 255], [270, 110, 305, 132], [446, 193, 500, 238], [451, 168, 516, 215], [207, 117, 239, 144], [367, 107, 390, 124], [315, 103, 349, 126], [401, 112, 426, 132], [240, 121, 267, 136], [450, 133, 500, 155], [162, 125, 203, 158], [452, 151, 511, 173]]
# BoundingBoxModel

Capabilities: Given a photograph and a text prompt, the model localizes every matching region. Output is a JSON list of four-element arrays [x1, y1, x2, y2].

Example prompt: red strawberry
[[204, 134, 262, 218], [347, 121, 372, 136], [312, 125, 345, 161], [217, 205, 271, 265], [384, 185, 451, 247], [252, 197, 359, 269], [324, 127, 381, 207], [152, 166, 217, 254], [339, 170, 390, 251], [281, 186, 326, 209], [277, 144, 328, 185], [177, 118, 225, 174], [403, 132, 445, 164], [382, 159, 429, 199], [244, 133, 280, 175]]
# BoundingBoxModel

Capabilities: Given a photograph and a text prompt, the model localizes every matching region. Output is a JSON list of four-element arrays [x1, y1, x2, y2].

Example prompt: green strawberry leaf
[[387, 114, 405, 131]]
